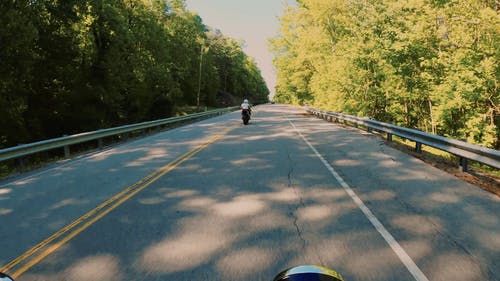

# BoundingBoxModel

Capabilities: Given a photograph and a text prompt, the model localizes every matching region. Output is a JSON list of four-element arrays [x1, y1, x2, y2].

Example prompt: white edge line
[[288, 118, 430, 281]]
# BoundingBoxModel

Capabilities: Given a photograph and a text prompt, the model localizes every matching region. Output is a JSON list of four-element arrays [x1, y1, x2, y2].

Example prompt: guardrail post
[[61, 135, 70, 158], [460, 157, 468, 172], [415, 142, 422, 153], [368, 127, 372, 133], [387, 133, 393, 142], [64, 145, 70, 158], [98, 138, 103, 150], [17, 157, 25, 173]]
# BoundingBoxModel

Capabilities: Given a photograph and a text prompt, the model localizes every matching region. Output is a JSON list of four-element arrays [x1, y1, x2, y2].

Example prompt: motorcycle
[[1, 265, 343, 281], [242, 108, 251, 125], [274, 265, 344, 281], [0, 272, 13, 281]]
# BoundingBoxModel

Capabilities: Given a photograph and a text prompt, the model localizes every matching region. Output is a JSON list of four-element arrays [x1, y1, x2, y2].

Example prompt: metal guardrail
[[0, 107, 239, 167], [307, 108, 500, 172]]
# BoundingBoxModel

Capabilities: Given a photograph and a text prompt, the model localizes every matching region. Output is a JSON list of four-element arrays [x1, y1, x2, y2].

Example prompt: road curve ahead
[[1, 104, 499, 281]]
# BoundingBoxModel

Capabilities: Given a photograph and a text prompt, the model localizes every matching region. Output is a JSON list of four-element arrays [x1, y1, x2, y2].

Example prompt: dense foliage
[[271, 0, 499, 148], [0, 0, 269, 148]]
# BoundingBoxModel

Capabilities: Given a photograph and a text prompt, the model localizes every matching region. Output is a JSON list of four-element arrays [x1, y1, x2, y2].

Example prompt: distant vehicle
[[271, 101, 276, 104], [241, 99, 251, 125], [242, 109, 251, 125]]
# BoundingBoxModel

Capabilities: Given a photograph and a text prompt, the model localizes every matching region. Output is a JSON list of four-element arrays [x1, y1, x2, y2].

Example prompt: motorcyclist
[[241, 99, 251, 115]]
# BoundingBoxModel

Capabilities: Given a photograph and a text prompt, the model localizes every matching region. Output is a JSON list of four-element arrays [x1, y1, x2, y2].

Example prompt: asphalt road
[[0, 104, 499, 281]]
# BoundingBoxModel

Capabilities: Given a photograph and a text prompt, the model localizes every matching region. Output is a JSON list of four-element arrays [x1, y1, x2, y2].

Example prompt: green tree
[[0, 0, 269, 149], [0, 0, 38, 146], [271, 0, 499, 148]]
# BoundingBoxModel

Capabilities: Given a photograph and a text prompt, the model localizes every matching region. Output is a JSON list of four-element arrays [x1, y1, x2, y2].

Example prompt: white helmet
[[243, 99, 248, 103]]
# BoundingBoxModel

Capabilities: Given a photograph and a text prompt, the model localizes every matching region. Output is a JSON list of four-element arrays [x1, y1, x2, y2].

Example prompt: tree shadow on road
[[9, 106, 500, 281]]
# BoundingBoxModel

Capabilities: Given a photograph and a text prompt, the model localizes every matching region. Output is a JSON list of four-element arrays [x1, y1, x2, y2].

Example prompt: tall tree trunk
[[428, 99, 436, 134]]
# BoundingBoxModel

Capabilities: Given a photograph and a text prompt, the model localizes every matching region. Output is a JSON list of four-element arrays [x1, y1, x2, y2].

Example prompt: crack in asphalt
[[286, 118, 328, 267], [286, 151, 307, 251]]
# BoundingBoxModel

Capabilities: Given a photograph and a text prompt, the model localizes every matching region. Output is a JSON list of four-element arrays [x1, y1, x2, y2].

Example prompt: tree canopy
[[270, 0, 499, 148], [0, 0, 269, 148]]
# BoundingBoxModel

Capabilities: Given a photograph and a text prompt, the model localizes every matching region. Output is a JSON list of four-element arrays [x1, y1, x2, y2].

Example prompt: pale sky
[[185, 0, 295, 98]]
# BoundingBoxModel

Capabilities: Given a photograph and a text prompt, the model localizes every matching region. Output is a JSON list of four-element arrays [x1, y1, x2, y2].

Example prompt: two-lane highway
[[1, 105, 498, 281]]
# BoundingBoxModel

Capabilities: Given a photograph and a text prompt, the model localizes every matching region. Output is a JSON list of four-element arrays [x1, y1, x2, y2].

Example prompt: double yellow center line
[[1, 125, 236, 278]]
